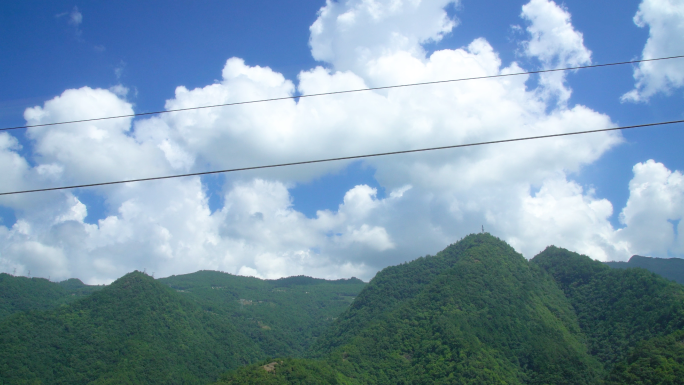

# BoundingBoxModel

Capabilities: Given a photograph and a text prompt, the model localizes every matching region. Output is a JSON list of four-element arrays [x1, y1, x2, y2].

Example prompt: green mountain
[[0, 273, 101, 321], [303, 234, 603, 384], [4, 235, 684, 384], [605, 329, 684, 384], [158, 271, 365, 358], [219, 235, 684, 384], [605, 255, 684, 284], [0, 271, 265, 384], [215, 358, 355, 385], [0, 270, 365, 384], [532, 246, 684, 369]]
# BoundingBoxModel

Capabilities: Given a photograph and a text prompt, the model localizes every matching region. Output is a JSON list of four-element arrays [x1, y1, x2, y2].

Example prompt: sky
[[1, 0, 683, 284]]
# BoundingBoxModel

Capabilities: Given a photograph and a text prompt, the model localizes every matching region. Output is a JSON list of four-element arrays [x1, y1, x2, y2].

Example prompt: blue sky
[[1, 0, 683, 283]]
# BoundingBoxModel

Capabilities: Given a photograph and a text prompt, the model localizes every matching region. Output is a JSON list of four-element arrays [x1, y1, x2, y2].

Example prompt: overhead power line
[[1, 119, 682, 196], [2, 55, 683, 133]]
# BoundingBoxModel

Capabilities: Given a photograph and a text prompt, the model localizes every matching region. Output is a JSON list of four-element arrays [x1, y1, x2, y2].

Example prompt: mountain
[[158, 271, 366, 358], [605, 329, 684, 383], [219, 235, 684, 384], [532, 247, 684, 368], [215, 358, 355, 385], [0, 270, 365, 384], [0, 271, 263, 384], [0, 273, 101, 321], [605, 255, 684, 284], [4, 236, 684, 384], [305, 234, 603, 384]]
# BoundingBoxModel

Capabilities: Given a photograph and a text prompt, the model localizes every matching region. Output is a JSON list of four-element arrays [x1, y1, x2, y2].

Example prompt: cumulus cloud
[[310, 0, 458, 83], [504, 177, 629, 261], [23, 87, 170, 184], [0, 178, 394, 282], [622, 0, 684, 102], [615, 160, 684, 256], [520, 0, 592, 104], [1, 0, 681, 283]]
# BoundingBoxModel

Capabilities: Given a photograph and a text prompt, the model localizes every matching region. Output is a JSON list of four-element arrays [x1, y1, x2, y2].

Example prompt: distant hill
[[0, 270, 365, 384], [0, 271, 266, 384], [605, 255, 684, 284], [0, 273, 101, 321], [158, 271, 366, 358], [532, 247, 684, 368]]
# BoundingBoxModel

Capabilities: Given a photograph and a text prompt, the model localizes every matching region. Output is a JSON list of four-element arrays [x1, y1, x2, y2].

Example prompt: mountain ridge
[[605, 254, 684, 284], [307, 234, 603, 384], [3, 236, 684, 384], [218, 235, 684, 384]]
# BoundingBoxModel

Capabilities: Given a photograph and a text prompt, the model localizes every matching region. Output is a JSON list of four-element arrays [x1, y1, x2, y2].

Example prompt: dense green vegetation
[[4, 235, 684, 384], [532, 246, 684, 368], [606, 255, 684, 284], [159, 271, 364, 357], [0, 272, 264, 384], [0, 273, 100, 321], [606, 330, 684, 384], [0, 271, 364, 384], [215, 358, 355, 385], [305, 234, 602, 384], [221, 237, 684, 384]]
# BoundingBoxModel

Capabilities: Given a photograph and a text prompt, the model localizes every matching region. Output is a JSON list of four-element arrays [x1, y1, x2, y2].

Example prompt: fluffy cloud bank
[[1, 0, 682, 283]]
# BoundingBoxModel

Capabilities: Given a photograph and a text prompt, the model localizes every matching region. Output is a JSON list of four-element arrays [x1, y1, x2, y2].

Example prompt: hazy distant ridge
[[605, 255, 684, 284]]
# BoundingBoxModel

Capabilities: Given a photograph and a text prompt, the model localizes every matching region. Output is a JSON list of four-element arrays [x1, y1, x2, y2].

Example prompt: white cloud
[[504, 176, 629, 261], [109, 84, 129, 98], [56, 7, 83, 38], [23, 87, 171, 184], [54, 195, 88, 224], [622, 0, 684, 102], [2, 0, 682, 283], [615, 160, 684, 256], [0, 133, 30, 194], [69, 7, 83, 26], [520, 0, 592, 105], [0, 178, 388, 282], [310, 0, 459, 83]]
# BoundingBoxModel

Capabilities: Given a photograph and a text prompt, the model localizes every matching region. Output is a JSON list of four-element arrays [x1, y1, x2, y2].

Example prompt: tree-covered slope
[[0, 273, 100, 321], [0, 271, 263, 384], [158, 271, 365, 358], [606, 330, 684, 384], [532, 246, 684, 368], [310, 234, 602, 384], [606, 255, 684, 285], [214, 358, 357, 385]]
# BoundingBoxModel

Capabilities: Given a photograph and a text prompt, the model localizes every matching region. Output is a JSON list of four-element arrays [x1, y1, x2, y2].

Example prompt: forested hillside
[[304, 234, 602, 384], [219, 235, 684, 384], [605, 329, 684, 383], [0, 271, 365, 384], [0, 272, 263, 384], [0, 273, 101, 321], [532, 247, 684, 368], [3, 235, 684, 384], [606, 255, 684, 284], [159, 271, 365, 358]]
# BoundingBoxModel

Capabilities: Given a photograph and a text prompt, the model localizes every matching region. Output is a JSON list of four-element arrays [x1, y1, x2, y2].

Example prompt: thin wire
[[1, 119, 682, 196], [2, 55, 683, 132]]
